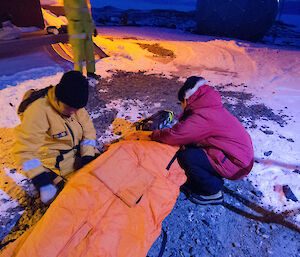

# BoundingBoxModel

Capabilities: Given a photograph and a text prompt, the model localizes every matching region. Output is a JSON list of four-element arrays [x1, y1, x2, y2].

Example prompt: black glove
[[59, 25, 68, 34], [31, 172, 53, 190], [31, 171, 57, 204], [81, 155, 96, 167], [93, 28, 98, 37]]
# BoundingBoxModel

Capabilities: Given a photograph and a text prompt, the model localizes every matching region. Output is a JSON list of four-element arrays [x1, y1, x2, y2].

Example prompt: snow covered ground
[[0, 5, 299, 255]]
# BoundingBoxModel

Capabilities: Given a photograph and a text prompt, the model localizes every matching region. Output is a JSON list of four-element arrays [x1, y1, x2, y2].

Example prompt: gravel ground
[[89, 71, 300, 257], [1, 5, 299, 255], [1, 70, 299, 255]]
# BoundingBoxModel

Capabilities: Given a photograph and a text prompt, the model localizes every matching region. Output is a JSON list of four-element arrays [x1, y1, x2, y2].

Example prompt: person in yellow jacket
[[13, 71, 99, 204], [63, 0, 100, 80]]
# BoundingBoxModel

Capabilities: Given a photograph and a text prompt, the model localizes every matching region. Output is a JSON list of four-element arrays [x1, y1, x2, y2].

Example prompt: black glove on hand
[[93, 28, 98, 37], [31, 171, 57, 204], [81, 155, 96, 167], [31, 172, 53, 190]]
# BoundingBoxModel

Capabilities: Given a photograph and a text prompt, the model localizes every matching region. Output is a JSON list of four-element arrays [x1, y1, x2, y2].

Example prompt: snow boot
[[87, 72, 101, 80], [189, 190, 223, 205], [87, 72, 101, 87], [179, 184, 192, 198]]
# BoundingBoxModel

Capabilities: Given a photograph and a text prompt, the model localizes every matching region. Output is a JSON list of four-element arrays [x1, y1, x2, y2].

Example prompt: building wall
[[0, 0, 45, 29]]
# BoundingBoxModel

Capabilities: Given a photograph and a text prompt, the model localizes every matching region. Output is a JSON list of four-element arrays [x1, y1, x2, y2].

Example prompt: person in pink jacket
[[151, 76, 254, 205]]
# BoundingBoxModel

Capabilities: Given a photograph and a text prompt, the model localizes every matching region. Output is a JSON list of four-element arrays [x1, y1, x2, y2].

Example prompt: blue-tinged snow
[[1, 25, 300, 226], [0, 66, 62, 90], [0, 4, 300, 244]]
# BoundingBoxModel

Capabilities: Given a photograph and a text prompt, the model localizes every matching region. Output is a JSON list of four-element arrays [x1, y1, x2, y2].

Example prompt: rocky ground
[[89, 71, 300, 257], [0, 8, 299, 255], [1, 69, 299, 256]]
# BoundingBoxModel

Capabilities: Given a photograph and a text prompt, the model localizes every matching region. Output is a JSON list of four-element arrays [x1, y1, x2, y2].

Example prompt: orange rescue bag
[[2, 140, 186, 257]]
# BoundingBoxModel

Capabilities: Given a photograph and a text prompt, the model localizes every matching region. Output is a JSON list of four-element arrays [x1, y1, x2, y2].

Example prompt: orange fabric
[[92, 144, 155, 207], [2, 140, 186, 257]]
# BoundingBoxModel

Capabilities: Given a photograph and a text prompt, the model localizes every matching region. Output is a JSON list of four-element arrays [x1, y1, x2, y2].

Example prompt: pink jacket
[[151, 85, 254, 180]]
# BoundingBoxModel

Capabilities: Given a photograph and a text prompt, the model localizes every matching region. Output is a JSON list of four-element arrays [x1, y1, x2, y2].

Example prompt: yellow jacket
[[13, 86, 97, 179], [63, 0, 94, 36]]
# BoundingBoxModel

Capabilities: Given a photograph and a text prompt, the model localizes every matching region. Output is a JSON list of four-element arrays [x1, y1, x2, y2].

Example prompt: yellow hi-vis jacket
[[63, 0, 94, 36], [13, 86, 97, 179], [63, 0, 96, 73]]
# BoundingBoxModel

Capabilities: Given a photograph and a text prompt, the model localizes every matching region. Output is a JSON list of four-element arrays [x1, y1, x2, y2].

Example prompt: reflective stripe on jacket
[[13, 86, 97, 179]]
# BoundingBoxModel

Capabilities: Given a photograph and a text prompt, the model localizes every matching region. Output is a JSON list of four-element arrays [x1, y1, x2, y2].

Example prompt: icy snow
[[0, 8, 300, 239]]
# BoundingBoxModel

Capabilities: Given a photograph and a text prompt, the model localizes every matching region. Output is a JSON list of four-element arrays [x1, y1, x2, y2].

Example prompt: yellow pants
[[70, 35, 95, 73]]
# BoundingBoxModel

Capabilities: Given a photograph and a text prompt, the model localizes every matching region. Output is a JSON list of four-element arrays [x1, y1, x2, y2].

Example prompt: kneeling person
[[151, 76, 254, 205], [14, 71, 99, 204]]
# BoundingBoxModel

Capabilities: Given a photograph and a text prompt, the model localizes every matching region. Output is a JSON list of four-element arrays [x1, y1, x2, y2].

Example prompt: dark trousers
[[177, 146, 223, 195]]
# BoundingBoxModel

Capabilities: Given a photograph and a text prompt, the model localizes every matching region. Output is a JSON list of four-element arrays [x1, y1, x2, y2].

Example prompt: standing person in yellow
[[13, 71, 99, 204], [63, 0, 100, 80]]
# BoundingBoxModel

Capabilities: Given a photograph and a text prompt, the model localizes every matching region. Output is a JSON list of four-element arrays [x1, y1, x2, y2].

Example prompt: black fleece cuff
[[81, 155, 96, 166], [31, 172, 53, 190]]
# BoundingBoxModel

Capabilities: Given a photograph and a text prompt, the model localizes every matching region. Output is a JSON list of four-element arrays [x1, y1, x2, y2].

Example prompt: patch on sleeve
[[52, 131, 68, 139]]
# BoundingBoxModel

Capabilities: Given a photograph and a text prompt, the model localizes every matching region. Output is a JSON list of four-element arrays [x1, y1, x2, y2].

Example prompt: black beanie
[[178, 76, 205, 102], [55, 71, 89, 109]]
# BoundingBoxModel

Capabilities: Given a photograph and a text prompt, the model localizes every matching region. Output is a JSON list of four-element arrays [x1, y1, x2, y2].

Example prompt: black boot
[[87, 72, 101, 80]]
